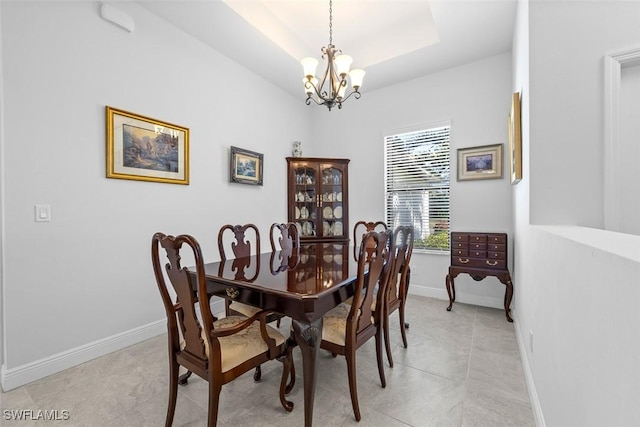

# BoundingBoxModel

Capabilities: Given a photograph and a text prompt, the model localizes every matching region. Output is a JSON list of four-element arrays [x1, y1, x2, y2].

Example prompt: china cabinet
[[286, 157, 349, 242]]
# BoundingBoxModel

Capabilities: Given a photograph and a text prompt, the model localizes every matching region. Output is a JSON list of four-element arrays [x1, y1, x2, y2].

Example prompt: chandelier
[[301, 0, 365, 111]]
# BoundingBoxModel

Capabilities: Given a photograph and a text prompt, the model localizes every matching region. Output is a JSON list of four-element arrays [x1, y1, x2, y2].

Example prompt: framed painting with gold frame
[[457, 144, 503, 181], [508, 92, 522, 184], [106, 106, 189, 185]]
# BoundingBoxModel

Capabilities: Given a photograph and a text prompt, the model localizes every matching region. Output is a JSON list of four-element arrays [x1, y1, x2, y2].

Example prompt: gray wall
[[512, 1, 640, 426], [0, 1, 310, 388], [0, 1, 512, 391], [306, 52, 514, 307]]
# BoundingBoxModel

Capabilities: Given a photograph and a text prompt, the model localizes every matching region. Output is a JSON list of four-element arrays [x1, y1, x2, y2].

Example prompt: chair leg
[[375, 329, 387, 388], [383, 314, 394, 368], [253, 365, 262, 382], [399, 304, 408, 348], [166, 360, 179, 427], [278, 346, 295, 412], [178, 370, 192, 385], [345, 350, 361, 421], [207, 380, 222, 427]]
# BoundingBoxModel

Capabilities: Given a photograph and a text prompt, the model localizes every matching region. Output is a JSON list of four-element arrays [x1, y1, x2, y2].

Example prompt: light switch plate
[[35, 204, 51, 222]]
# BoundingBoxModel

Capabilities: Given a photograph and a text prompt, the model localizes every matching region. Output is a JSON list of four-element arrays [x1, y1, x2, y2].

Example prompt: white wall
[[306, 53, 514, 308], [0, 1, 310, 389], [528, 1, 640, 227], [512, 1, 640, 426], [619, 64, 640, 235]]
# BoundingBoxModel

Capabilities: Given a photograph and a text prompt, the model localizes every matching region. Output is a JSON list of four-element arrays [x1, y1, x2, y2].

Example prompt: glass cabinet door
[[319, 166, 345, 239], [293, 166, 318, 238]]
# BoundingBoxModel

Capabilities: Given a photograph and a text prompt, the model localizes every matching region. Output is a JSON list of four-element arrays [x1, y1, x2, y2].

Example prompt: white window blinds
[[384, 124, 451, 251]]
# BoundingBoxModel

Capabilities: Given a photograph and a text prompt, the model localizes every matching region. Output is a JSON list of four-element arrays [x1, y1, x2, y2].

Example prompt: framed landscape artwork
[[230, 146, 263, 186], [508, 91, 523, 184], [457, 144, 503, 181], [106, 106, 189, 185]]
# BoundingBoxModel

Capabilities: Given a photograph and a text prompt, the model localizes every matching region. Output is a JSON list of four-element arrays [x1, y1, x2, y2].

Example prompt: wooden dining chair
[[269, 222, 300, 273], [269, 222, 300, 252], [151, 232, 294, 427], [218, 223, 285, 380], [217, 224, 263, 320], [376, 225, 414, 367], [352, 220, 388, 261], [320, 230, 392, 421]]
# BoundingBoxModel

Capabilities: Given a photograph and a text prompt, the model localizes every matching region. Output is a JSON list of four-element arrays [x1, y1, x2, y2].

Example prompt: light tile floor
[[1, 296, 535, 426]]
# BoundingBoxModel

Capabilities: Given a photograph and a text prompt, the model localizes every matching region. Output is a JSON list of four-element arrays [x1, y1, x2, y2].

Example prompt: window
[[384, 123, 450, 252]]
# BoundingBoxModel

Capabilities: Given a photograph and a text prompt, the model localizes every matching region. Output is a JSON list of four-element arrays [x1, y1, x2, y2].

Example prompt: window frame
[[383, 121, 451, 254]]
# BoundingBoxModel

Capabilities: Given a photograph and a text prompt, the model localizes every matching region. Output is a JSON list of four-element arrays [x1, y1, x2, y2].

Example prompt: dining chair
[[218, 223, 285, 380], [320, 230, 392, 421], [269, 222, 300, 252], [352, 220, 388, 261], [375, 225, 414, 368], [151, 232, 294, 427], [217, 224, 263, 320], [269, 222, 301, 273]]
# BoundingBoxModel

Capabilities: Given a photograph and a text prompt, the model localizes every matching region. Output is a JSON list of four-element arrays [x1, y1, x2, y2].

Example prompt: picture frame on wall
[[457, 144, 504, 181], [508, 91, 523, 184], [230, 146, 263, 186], [106, 106, 189, 185]]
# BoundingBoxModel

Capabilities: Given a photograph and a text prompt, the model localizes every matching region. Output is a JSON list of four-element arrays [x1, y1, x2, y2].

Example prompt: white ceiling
[[137, 0, 517, 97]]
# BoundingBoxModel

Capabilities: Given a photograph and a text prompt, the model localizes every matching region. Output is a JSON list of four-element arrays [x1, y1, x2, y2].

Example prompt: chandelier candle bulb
[[301, 57, 319, 78], [349, 69, 365, 89], [335, 54, 353, 76]]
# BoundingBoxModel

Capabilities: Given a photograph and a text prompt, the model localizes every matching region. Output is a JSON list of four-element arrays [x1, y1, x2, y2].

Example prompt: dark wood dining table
[[194, 242, 360, 427]]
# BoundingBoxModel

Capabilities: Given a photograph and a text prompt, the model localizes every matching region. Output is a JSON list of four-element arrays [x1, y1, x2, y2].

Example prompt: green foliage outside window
[[414, 231, 450, 251]]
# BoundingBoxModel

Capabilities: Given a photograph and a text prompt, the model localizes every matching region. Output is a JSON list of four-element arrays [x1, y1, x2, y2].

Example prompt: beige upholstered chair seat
[[229, 301, 262, 318], [182, 315, 286, 373], [322, 303, 373, 347]]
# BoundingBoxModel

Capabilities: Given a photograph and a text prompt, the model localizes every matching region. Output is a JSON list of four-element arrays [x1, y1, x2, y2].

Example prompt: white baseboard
[[0, 320, 163, 391], [0, 299, 227, 392], [514, 318, 545, 427], [408, 284, 505, 310]]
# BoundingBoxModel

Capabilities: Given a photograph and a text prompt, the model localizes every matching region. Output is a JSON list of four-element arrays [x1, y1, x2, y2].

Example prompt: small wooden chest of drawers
[[450, 232, 508, 270], [446, 232, 513, 322]]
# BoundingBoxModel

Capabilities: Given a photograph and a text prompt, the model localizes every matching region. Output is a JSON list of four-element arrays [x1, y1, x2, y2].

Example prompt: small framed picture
[[106, 106, 189, 185], [457, 144, 503, 181], [230, 146, 263, 186]]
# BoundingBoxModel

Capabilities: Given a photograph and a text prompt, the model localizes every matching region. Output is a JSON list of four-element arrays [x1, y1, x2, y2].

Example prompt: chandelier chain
[[328, 0, 333, 46]]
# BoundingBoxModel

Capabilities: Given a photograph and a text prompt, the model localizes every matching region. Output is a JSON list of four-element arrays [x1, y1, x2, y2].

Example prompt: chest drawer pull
[[226, 287, 239, 299], [458, 258, 469, 264], [486, 260, 498, 266]]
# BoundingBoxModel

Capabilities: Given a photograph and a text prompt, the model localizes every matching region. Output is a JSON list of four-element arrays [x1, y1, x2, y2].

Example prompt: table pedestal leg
[[292, 318, 323, 427]]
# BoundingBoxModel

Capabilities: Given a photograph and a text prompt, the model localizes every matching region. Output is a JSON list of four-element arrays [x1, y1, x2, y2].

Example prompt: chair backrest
[[385, 226, 414, 308], [353, 221, 388, 261], [152, 233, 214, 372], [217, 224, 261, 282], [218, 223, 261, 260], [348, 230, 392, 339], [269, 222, 300, 252]]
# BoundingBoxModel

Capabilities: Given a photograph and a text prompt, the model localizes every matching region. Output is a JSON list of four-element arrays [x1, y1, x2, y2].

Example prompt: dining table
[[192, 241, 360, 427]]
